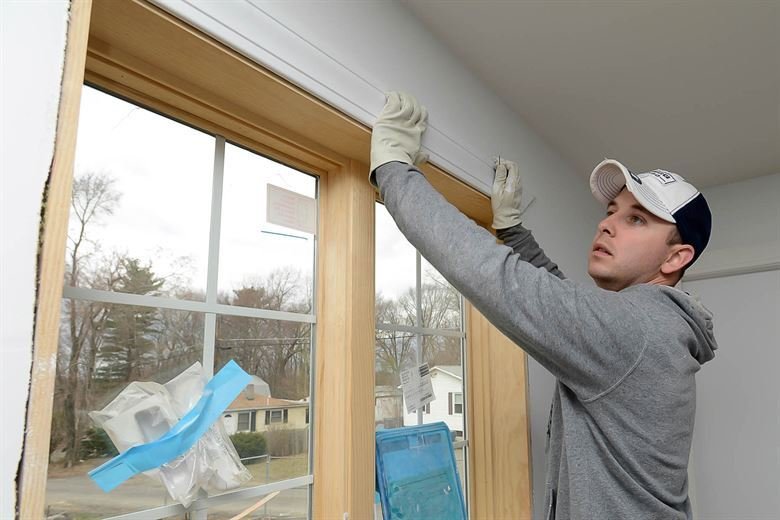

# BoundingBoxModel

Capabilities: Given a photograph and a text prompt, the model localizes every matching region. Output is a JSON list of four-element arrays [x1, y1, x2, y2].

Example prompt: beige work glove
[[491, 157, 523, 230], [369, 91, 429, 186]]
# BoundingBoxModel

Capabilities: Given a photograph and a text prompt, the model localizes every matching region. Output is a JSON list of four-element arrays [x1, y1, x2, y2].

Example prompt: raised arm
[[369, 92, 646, 400]]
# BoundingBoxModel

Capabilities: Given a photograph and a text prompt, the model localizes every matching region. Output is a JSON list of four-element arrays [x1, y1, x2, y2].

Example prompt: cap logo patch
[[629, 171, 643, 184], [650, 170, 677, 185]]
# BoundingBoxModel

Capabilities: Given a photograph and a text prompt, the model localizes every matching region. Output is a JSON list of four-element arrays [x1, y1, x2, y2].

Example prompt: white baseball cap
[[590, 158, 712, 265]]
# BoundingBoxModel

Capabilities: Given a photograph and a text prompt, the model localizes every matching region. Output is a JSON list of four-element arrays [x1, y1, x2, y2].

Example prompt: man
[[370, 92, 716, 519]]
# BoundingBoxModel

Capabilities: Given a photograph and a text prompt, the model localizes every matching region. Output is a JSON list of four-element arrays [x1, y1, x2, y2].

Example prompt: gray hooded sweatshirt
[[374, 162, 717, 519]]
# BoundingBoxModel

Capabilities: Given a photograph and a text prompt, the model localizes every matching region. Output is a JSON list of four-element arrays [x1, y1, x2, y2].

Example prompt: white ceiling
[[402, 0, 780, 188]]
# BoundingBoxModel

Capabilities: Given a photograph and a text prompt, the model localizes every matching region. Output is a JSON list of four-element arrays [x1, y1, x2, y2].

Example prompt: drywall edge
[[0, 0, 71, 516]]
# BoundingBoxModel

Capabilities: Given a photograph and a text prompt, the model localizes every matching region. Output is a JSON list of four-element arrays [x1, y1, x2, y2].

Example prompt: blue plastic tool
[[375, 422, 466, 519]]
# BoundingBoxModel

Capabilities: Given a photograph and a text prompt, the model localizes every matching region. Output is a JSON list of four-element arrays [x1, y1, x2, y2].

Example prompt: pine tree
[[95, 259, 164, 382]]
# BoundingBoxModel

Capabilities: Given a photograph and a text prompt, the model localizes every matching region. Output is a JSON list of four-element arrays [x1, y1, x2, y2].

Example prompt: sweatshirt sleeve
[[496, 224, 566, 280], [376, 162, 647, 400]]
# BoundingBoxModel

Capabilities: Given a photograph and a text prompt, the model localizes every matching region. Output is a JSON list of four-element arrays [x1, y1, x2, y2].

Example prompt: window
[[451, 392, 463, 415], [44, 86, 317, 519], [237, 412, 251, 432], [26, 2, 532, 517], [374, 202, 469, 512]]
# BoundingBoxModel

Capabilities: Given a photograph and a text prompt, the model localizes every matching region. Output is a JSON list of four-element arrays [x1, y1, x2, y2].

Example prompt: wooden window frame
[[19, 0, 532, 518]]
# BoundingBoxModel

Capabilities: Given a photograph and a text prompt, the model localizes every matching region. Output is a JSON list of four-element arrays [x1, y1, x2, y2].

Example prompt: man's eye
[[629, 215, 645, 225]]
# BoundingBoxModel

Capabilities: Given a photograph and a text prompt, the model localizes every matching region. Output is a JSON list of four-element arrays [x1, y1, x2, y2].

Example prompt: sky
[[72, 86, 450, 303]]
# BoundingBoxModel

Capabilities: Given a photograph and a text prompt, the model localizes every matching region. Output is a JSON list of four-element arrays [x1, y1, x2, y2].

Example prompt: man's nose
[[598, 215, 615, 236]]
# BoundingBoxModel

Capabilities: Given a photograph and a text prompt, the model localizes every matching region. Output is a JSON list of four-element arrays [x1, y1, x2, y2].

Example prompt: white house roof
[[395, 365, 463, 391], [432, 365, 462, 380]]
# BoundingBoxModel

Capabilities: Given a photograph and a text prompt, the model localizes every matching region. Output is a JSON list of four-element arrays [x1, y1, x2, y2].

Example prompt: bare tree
[[216, 268, 312, 399], [375, 294, 416, 386], [375, 269, 462, 384], [59, 172, 120, 467]]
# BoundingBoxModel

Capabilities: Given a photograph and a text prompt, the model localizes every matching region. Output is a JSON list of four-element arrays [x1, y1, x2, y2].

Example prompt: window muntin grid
[[45, 86, 317, 520]]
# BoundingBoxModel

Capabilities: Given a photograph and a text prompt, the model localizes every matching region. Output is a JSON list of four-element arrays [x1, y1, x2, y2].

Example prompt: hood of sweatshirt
[[657, 285, 718, 365]]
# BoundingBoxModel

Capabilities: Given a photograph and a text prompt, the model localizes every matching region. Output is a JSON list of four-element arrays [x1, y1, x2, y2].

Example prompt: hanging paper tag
[[400, 363, 435, 414]]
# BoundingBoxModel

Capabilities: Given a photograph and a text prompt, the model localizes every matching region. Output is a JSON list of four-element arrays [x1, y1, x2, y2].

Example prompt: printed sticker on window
[[400, 363, 435, 414], [266, 184, 316, 235]]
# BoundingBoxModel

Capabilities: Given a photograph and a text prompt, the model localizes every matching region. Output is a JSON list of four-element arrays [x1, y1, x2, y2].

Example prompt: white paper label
[[266, 184, 316, 235], [400, 363, 435, 414]]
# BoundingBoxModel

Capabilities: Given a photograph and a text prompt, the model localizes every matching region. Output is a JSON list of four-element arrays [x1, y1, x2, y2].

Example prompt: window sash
[[50, 96, 318, 519]]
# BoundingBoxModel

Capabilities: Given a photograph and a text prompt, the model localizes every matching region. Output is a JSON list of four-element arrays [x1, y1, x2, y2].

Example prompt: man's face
[[588, 189, 679, 291]]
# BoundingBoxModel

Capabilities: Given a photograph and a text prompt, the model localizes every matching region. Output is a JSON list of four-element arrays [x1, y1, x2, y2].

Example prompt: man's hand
[[491, 158, 523, 230], [370, 91, 429, 185]]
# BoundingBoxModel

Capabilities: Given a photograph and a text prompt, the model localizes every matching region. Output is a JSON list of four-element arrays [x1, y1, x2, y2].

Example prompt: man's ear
[[661, 244, 695, 275]]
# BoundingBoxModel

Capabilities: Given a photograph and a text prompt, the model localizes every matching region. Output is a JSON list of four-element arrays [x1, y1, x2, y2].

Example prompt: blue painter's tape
[[89, 360, 251, 492]]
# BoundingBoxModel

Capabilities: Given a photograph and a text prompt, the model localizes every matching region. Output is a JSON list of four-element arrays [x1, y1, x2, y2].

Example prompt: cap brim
[[590, 159, 630, 205], [589, 159, 676, 223]]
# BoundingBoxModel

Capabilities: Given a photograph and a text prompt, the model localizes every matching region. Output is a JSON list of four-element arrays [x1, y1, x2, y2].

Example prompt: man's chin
[[588, 270, 619, 291]]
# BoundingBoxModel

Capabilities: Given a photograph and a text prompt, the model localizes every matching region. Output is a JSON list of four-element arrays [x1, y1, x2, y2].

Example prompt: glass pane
[[46, 302, 204, 518], [207, 486, 309, 519], [67, 86, 213, 300], [400, 340, 465, 436], [47, 471, 179, 519], [421, 256, 462, 331], [455, 446, 467, 498], [219, 143, 316, 311], [215, 316, 311, 489], [374, 329, 416, 430], [375, 203, 419, 431], [376, 203, 417, 323]]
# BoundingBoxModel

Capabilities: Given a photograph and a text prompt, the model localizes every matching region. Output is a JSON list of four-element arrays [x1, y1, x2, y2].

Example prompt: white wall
[[682, 172, 780, 519], [684, 270, 780, 519], [687, 173, 780, 280], [0, 0, 70, 516]]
